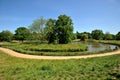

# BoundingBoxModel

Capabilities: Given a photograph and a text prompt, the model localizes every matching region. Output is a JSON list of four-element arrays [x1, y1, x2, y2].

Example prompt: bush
[[0, 30, 13, 42]]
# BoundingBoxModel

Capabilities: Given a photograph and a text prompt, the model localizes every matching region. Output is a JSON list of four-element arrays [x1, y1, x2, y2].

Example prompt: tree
[[91, 29, 104, 40], [72, 33, 77, 40], [0, 30, 13, 42], [76, 31, 81, 39], [116, 32, 120, 40], [28, 32, 40, 40], [76, 31, 91, 40], [14, 27, 30, 42], [82, 32, 92, 39], [55, 14, 74, 44], [112, 34, 116, 40], [104, 32, 113, 40], [29, 17, 46, 42], [81, 34, 88, 41], [45, 18, 56, 43]]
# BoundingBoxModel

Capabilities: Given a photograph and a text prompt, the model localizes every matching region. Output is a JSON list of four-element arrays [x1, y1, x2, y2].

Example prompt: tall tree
[[104, 32, 113, 40], [76, 31, 81, 39], [112, 34, 116, 40], [14, 27, 30, 42], [76, 32, 91, 40], [29, 17, 46, 41], [82, 32, 92, 39], [81, 34, 88, 41], [116, 31, 120, 40], [91, 29, 104, 40], [28, 32, 40, 40], [0, 30, 13, 42], [56, 14, 74, 44], [45, 18, 56, 43]]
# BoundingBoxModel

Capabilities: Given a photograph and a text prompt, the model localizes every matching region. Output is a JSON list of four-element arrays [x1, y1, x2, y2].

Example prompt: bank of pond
[[72, 41, 119, 52], [0, 40, 119, 56]]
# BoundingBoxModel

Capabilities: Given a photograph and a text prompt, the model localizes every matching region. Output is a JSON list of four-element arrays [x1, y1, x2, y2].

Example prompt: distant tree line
[[76, 29, 120, 41], [0, 14, 120, 43]]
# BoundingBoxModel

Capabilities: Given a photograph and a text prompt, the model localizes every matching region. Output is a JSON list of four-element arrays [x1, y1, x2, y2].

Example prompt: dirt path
[[0, 47, 120, 60]]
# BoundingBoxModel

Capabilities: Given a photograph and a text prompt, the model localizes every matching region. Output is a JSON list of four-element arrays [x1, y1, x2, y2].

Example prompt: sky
[[0, 0, 120, 34]]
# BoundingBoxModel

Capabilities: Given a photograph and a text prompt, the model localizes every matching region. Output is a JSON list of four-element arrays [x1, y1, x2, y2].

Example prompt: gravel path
[[0, 47, 120, 60]]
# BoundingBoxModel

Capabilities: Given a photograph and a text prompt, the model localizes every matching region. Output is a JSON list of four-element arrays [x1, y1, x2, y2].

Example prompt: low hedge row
[[25, 48, 88, 52]]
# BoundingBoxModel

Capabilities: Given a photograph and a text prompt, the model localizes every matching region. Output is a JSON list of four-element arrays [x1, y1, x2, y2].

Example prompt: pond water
[[72, 41, 118, 52]]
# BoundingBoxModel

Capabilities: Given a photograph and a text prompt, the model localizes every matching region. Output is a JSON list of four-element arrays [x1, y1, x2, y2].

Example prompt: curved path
[[0, 47, 120, 60]]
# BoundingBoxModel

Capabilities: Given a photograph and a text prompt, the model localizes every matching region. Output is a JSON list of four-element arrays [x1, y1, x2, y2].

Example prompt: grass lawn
[[0, 50, 120, 80]]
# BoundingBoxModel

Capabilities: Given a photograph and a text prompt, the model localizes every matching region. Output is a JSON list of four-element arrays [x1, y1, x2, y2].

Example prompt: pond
[[72, 41, 118, 52]]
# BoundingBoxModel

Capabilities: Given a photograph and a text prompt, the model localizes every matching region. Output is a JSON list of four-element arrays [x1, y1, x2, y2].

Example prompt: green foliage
[[45, 18, 56, 43], [28, 32, 40, 40], [76, 31, 81, 39], [56, 14, 74, 44], [82, 32, 92, 39], [112, 34, 116, 40], [29, 17, 46, 41], [0, 42, 88, 56], [0, 30, 13, 42], [116, 32, 120, 40], [76, 32, 91, 40], [0, 50, 120, 80], [99, 40, 120, 47], [104, 32, 113, 40], [1, 40, 120, 56], [28, 15, 74, 44], [81, 34, 88, 41], [91, 29, 104, 40], [14, 27, 30, 42], [72, 33, 77, 40]]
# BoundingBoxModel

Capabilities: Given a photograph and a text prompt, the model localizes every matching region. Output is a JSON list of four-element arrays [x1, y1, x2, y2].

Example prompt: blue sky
[[0, 0, 120, 34]]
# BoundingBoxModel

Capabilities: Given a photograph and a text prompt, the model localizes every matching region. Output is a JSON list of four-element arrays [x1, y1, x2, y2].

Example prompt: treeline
[[76, 30, 120, 41], [0, 14, 120, 43], [0, 14, 74, 44]]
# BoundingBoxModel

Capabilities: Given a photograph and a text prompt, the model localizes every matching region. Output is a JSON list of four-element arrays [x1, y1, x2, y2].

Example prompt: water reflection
[[72, 41, 117, 52]]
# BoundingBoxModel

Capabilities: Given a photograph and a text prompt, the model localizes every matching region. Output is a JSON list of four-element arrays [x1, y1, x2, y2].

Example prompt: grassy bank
[[1, 40, 120, 56], [99, 40, 120, 47], [0, 42, 88, 56], [0, 50, 120, 80]]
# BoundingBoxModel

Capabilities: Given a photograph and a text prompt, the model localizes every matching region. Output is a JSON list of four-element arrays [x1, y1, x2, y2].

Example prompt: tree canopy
[[55, 14, 74, 44], [76, 32, 91, 40], [104, 32, 113, 40], [0, 30, 13, 42], [45, 18, 56, 43], [116, 32, 120, 40], [29, 17, 46, 41], [81, 34, 88, 41], [1, 14, 120, 43], [28, 15, 74, 44], [91, 29, 104, 40], [14, 27, 30, 42]]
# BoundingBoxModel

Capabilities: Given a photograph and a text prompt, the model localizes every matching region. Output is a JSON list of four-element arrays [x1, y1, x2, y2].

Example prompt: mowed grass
[[0, 51, 120, 80], [0, 42, 88, 56]]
